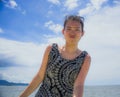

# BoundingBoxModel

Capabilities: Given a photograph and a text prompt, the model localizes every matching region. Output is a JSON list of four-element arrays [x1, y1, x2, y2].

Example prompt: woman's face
[[62, 20, 84, 44]]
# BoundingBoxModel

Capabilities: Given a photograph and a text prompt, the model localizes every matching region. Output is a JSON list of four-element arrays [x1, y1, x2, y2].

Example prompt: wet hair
[[63, 15, 84, 32]]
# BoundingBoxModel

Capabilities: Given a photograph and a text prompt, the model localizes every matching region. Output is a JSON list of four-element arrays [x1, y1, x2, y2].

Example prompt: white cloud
[[90, 0, 108, 9], [47, 10, 53, 16], [48, 0, 60, 5], [0, 38, 46, 83], [0, 28, 4, 33], [78, 0, 108, 16], [1, 0, 18, 9], [0, 67, 38, 83], [78, 3, 95, 16], [64, 0, 78, 10], [113, 0, 120, 5], [9, 0, 17, 8], [46, 36, 65, 47], [0, 38, 46, 67], [45, 21, 63, 34], [1, 0, 26, 14]]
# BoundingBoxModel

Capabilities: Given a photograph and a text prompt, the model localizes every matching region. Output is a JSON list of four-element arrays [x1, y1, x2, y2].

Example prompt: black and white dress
[[35, 43, 88, 97]]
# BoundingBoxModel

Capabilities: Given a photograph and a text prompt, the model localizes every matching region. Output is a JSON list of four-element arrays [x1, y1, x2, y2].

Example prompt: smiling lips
[[69, 35, 76, 38]]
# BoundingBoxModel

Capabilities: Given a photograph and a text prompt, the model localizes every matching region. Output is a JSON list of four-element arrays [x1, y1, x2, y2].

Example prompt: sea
[[0, 85, 120, 97]]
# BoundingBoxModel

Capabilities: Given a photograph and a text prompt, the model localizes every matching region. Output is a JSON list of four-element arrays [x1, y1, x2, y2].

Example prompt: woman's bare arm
[[19, 45, 52, 97], [73, 54, 91, 97]]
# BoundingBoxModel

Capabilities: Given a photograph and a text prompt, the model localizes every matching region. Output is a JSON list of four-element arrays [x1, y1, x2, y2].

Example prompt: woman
[[19, 15, 91, 97]]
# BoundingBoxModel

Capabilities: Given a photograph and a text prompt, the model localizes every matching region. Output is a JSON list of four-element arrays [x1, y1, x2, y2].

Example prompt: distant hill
[[0, 80, 28, 86]]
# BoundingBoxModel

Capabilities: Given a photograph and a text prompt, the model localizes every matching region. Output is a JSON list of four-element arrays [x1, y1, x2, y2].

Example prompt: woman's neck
[[62, 43, 79, 54]]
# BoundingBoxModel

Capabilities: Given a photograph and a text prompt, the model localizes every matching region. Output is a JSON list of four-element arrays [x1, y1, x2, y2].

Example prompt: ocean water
[[0, 85, 120, 97]]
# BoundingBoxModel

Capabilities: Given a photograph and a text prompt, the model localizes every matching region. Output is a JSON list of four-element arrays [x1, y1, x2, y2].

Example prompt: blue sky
[[0, 0, 120, 85]]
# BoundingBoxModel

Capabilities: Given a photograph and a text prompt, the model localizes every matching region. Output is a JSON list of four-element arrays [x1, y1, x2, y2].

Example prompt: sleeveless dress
[[35, 43, 88, 97]]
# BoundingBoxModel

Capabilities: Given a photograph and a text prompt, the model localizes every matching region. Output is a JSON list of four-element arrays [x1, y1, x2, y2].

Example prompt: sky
[[0, 0, 120, 86]]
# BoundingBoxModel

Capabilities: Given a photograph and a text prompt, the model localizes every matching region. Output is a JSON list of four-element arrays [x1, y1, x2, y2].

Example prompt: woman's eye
[[67, 28, 71, 30], [76, 29, 80, 31], [65, 27, 81, 32]]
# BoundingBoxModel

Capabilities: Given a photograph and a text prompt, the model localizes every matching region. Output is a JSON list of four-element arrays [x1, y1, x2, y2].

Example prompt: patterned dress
[[35, 43, 88, 97]]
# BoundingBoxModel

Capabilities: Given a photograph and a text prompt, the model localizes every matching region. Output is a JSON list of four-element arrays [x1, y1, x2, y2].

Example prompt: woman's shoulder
[[80, 50, 91, 62], [45, 44, 53, 52], [86, 54, 91, 60], [82, 51, 91, 57], [84, 51, 91, 64]]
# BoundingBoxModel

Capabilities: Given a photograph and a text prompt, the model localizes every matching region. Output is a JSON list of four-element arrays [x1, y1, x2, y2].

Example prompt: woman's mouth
[[69, 35, 75, 38]]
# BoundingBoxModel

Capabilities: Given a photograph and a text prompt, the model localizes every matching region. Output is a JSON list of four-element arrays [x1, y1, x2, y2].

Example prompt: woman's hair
[[63, 15, 84, 32]]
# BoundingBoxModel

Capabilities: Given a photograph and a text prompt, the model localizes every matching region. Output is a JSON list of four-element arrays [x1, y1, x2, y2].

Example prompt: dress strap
[[79, 51, 88, 67], [82, 51, 88, 56], [47, 43, 59, 63], [52, 43, 58, 49]]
